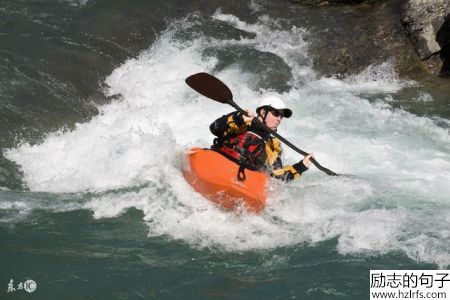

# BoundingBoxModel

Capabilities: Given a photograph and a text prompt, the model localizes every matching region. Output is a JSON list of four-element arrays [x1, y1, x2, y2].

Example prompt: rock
[[436, 14, 450, 76], [291, 0, 450, 78], [401, 0, 450, 62], [305, 0, 428, 78]]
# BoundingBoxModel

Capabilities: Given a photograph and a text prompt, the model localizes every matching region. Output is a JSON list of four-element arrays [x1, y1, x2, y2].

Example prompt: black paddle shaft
[[229, 100, 338, 176], [185, 72, 339, 176]]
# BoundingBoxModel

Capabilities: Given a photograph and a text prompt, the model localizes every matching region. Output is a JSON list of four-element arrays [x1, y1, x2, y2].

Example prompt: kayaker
[[210, 95, 314, 181]]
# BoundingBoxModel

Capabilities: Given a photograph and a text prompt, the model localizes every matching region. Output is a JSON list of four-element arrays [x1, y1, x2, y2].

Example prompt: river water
[[1, 0, 449, 299]]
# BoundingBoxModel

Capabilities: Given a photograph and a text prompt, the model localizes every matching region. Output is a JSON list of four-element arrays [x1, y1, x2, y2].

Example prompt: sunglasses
[[269, 108, 284, 118]]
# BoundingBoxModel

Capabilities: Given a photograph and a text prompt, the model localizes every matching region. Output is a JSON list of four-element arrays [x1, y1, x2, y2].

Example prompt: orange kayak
[[182, 148, 268, 213]]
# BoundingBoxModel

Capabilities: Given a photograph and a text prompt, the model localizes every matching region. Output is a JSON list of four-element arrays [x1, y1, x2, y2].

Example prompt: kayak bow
[[182, 148, 268, 213]]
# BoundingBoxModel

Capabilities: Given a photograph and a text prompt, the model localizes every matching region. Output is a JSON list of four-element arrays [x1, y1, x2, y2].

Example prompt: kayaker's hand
[[242, 109, 255, 124], [302, 153, 314, 168]]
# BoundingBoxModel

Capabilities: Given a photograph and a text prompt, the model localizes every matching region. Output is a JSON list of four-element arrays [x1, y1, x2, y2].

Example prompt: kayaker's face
[[263, 108, 283, 131]]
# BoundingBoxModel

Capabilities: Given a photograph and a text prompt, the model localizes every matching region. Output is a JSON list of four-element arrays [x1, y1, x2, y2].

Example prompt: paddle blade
[[185, 72, 233, 103]]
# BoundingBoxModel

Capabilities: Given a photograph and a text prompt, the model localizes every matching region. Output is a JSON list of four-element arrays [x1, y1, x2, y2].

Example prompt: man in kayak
[[210, 95, 314, 181]]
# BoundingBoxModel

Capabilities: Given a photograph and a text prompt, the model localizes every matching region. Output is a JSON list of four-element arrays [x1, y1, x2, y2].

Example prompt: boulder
[[291, 0, 450, 77], [436, 14, 450, 76], [305, 0, 427, 78], [401, 0, 450, 63]]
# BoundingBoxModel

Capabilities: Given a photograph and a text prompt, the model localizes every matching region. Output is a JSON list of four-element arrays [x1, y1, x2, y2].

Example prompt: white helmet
[[256, 95, 292, 118]]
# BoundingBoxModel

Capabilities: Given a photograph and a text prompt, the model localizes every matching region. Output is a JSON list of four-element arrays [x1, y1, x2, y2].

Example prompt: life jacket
[[217, 131, 267, 172]]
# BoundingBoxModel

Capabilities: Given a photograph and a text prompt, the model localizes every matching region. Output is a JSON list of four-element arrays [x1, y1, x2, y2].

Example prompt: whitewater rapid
[[4, 12, 450, 267]]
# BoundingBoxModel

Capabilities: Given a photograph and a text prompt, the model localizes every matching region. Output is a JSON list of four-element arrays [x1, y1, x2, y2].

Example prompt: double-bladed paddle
[[185, 72, 339, 176]]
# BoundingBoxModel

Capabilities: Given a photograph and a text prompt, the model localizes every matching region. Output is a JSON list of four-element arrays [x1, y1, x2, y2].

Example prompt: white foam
[[212, 11, 315, 85], [415, 91, 434, 102], [312, 61, 415, 95], [60, 0, 90, 7], [3, 13, 450, 267], [0, 190, 85, 223]]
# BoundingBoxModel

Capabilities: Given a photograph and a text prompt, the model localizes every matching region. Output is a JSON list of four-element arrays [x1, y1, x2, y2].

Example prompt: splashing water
[[4, 12, 450, 267]]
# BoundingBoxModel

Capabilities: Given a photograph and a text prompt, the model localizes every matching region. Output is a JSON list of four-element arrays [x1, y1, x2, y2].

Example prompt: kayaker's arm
[[210, 111, 251, 138], [265, 138, 310, 182], [270, 158, 309, 182]]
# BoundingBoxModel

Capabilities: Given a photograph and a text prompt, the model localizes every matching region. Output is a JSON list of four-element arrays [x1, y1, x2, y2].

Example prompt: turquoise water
[[1, 207, 436, 299], [1, 0, 449, 299]]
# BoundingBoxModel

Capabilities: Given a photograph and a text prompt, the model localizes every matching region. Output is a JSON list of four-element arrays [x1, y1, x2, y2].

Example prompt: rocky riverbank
[[291, 0, 450, 78]]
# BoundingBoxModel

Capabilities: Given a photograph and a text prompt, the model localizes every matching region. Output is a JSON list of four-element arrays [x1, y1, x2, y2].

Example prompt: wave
[[3, 12, 450, 267]]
